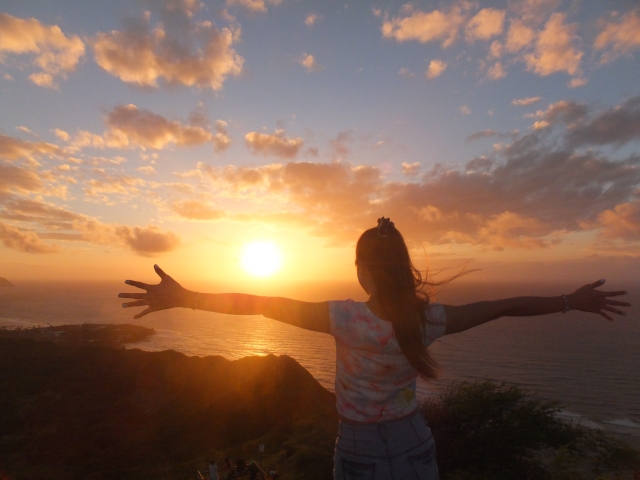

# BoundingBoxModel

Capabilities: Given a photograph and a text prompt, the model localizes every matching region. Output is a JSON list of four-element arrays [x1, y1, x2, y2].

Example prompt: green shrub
[[422, 381, 639, 480]]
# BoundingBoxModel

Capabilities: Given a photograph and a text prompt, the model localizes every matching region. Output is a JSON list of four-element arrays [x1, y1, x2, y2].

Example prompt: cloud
[[212, 120, 232, 152], [401, 162, 420, 176], [594, 10, 640, 64], [398, 67, 415, 78], [245, 129, 303, 158], [172, 199, 225, 220], [182, 98, 640, 250], [0, 13, 85, 88], [465, 8, 505, 42], [84, 173, 146, 198], [305, 14, 320, 27], [0, 165, 43, 193], [115, 225, 180, 256], [92, 13, 242, 89], [567, 77, 587, 88], [486, 61, 506, 79], [426, 59, 447, 79], [0, 134, 64, 164], [526, 96, 640, 148], [381, 3, 470, 48], [104, 104, 217, 150], [459, 105, 471, 115], [505, 20, 536, 53], [299, 53, 323, 73], [597, 201, 640, 241], [226, 0, 282, 13], [523, 13, 583, 77], [564, 95, 640, 148], [512, 96, 541, 106], [0, 221, 60, 253], [466, 130, 499, 142], [330, 130, 353, 160]]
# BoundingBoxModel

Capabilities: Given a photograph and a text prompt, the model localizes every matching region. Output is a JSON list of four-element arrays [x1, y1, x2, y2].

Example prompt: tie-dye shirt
[[328, 300, 447, 423]]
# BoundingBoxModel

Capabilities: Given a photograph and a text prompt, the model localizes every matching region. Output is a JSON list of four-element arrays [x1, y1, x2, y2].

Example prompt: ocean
[[1, 280, 639, 446]]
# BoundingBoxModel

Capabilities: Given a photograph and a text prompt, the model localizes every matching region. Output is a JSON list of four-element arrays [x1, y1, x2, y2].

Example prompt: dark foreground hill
[[1, 325, 638, 480], [0, 328, 338, 480]]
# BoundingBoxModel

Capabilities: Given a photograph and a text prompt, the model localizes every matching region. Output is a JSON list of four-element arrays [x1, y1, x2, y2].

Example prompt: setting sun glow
[[240, 241, 283, 278]]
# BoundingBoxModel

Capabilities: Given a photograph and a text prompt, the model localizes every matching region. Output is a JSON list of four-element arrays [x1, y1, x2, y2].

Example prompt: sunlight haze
[[1, 0, 639, 289]]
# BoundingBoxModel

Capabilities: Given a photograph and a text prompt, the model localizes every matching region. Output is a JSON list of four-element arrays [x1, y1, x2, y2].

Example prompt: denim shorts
[[334, 410, 439, 480]]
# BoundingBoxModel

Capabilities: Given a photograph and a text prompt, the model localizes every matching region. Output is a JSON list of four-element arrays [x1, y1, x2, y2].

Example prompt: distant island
[[0, 325, 637, 479], [0, 277, 14, 287]]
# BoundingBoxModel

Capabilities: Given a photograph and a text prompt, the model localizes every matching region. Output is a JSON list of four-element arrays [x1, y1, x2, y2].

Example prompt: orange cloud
[[104, 104, 217, 150], [226, 0, 282, 13], [0, 134, 64, 164], [299, 53, 323, 73], [426, 59, 447, 79], [505, 20, 536, 53], [401, 162, 420, 176], [597, 202, 640, 241], [172, 199, 225, 220], [0, 221, 60, 253], [0, 165, 43, 193], [382, 3, 469, 48], [115, 225, 180, 256], [0, 13, 85, 88], [594, 10, 640, 64], [93, 15, 242, 89], [524, 13, 583, 77], [512, 96, 541, 106], [465, 8, 505, 42], [245, 129, 303, 158]]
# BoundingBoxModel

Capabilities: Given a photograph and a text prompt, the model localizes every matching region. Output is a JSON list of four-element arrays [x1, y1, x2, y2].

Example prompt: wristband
[[561, 294, 571, 314]]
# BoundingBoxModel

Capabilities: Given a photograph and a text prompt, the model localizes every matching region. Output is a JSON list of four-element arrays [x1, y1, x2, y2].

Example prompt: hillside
[[0, 329, 338, 480]]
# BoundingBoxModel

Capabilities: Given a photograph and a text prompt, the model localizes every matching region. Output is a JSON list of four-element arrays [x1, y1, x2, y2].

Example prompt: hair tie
[[377, 216, 394, 237]]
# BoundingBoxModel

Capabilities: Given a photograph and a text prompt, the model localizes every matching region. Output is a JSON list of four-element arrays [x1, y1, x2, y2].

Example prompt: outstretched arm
[[119, 265, 330, 334], [442, 279, 630, 335]]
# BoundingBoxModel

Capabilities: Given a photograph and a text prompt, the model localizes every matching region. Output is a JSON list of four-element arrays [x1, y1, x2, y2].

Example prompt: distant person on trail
[[120, 217, 631, 479], [220, 457, 232, 480], [247, 461, 260, 480], [209, 459, 218, 480]]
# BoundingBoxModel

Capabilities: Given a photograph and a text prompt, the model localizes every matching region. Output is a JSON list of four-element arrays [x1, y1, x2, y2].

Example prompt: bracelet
[[192, 292, 199, 310], [561, 294, 571, 314]]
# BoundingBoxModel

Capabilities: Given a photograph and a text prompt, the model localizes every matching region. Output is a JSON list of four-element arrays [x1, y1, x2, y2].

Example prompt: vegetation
[[0, 323, 154, 348], [0, 325, 637, 479], [422, 381, 640, 480]]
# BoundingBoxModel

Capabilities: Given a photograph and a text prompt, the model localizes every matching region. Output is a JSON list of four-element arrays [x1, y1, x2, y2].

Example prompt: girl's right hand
[[118, 264, 194, 319], [567, 279, 630, 321]]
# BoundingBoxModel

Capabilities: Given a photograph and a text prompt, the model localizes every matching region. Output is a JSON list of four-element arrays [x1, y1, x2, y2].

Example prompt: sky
[[1, 0, 640, 290]]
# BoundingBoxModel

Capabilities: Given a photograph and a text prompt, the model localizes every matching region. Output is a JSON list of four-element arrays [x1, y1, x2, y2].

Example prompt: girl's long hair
[[356, 220, 442, 380]]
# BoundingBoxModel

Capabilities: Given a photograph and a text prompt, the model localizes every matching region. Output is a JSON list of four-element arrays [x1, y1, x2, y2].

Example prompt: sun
[[240, 241, 283, 277]]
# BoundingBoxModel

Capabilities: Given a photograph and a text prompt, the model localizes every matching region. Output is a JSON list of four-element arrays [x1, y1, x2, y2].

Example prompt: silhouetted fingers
[[118, 292, 146, 299], [134, 307, 153, 319], [601, 305, 626, 316], [122, 300, 148, 308], [154, 264, 168, 279], [124, 279, 150, 290], [604, 299, 631, 307], [598, 310, 614, 322], [588, 279, 606, 289], [601, 290, 628, 297]]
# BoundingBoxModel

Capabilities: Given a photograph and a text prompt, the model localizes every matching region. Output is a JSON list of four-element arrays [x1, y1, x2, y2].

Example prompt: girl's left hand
[[118, 265, 192, 319], [568, 279, 631, 321]]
